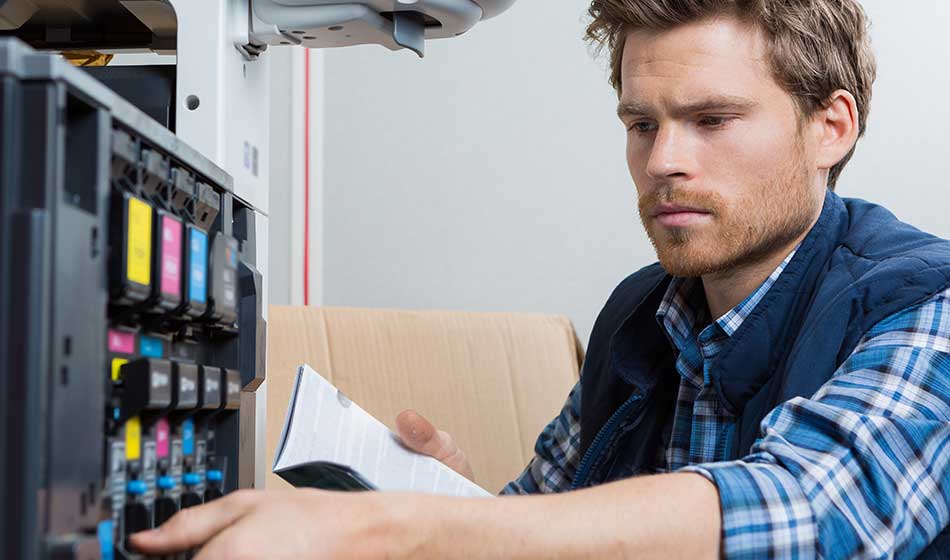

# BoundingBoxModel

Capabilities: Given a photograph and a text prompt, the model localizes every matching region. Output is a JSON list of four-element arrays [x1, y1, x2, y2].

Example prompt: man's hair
[[586, 0, 877, 189]]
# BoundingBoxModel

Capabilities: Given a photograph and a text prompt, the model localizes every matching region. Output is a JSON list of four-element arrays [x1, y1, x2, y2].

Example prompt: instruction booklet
[[272, 364, 492, 498]]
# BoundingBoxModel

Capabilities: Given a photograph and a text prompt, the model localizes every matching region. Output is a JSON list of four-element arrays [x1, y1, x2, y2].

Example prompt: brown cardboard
[[265, 306, 583, 494]]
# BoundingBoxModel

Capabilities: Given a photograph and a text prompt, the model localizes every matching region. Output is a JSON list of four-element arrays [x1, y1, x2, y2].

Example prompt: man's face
[[619, 17, 826, 277]]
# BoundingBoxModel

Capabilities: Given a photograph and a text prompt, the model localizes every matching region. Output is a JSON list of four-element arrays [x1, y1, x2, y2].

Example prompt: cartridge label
[[125, 416, 142, 461], [126, 197, 152, 286], [182, 418, 195, 456], [107, 330, 135, 354], [110, 357, 128, 382], [189, 228, 208, 304], [139, 335, 163, 358], [160, 215, 183, 297], [155, 418, 170, 459]]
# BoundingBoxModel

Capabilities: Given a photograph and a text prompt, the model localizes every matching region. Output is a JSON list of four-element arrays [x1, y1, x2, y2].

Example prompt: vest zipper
[[571, 394, 642, 490]]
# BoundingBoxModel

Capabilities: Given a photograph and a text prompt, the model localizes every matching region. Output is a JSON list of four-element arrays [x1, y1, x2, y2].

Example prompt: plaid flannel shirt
[[502, 250, 950, 558]]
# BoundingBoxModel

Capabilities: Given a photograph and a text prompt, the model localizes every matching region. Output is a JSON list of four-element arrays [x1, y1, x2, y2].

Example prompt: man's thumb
[[395, 409, 440, 455], [395, 410, 475, 482]]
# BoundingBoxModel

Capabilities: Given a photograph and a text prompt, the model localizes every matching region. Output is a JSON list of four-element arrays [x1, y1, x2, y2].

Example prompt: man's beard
[[637, 145, 819, 278]]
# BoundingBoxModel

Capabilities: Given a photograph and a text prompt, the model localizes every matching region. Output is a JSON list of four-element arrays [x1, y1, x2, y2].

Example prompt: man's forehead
[[619, 18, 770, 83], [618, 19, 776, 111], [621, 16, 768, 61]]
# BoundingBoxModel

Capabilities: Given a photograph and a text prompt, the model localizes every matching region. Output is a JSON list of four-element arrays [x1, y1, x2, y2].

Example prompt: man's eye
[[627, 121, 657, 134], [698, 116, 732, 127]]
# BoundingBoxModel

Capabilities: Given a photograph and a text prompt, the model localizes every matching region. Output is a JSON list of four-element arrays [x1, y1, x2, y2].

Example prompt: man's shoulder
[[841, 197, 950, 269]]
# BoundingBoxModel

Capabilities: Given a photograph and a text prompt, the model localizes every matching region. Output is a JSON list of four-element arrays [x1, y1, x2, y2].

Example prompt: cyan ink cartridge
[[180, 225, 209, 318], [206, 233, 239, 324], [150, 210, 183, 311], [110, 192, 153, 305]]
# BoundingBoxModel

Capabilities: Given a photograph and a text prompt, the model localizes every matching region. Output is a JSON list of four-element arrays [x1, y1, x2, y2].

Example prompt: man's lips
[[650, 203, 713, 227]]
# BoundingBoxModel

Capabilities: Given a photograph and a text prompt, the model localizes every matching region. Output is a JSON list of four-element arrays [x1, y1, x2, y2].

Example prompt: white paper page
[[274, 364, 491, 498]]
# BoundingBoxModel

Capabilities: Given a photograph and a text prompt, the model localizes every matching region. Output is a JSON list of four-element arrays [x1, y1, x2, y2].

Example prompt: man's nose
[[645, 125, 694, 180]]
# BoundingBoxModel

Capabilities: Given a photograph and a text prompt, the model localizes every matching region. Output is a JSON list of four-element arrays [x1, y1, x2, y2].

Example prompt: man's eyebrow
[[616, 96, 759, 119]]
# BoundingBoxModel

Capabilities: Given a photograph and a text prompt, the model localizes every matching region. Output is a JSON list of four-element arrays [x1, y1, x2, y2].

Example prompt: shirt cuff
[[680, 460, 819, 559]]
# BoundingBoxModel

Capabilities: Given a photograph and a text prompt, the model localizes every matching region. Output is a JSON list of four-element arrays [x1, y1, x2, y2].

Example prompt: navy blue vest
[[574, 191, 950, 557]]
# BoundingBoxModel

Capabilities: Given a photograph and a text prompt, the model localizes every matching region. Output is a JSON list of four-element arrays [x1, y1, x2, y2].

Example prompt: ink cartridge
[[180, 225, 209, 318], [223, 369, 242, 411], [109, 192, 153, 305], [197, 366, 222, 411], [150, 210, 183, 312], [116, 359, 173, 423], [173, 363, 200, 412], [206, 233, 239, 324]]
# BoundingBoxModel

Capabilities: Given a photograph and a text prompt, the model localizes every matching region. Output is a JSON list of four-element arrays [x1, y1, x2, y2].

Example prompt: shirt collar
[[655, 246, 800, 354]]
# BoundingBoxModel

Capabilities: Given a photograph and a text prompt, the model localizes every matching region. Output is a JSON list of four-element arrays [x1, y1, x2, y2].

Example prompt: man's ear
[[813, 89, 860, 171]]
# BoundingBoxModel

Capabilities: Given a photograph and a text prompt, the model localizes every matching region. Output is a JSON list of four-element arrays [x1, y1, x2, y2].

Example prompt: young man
[[133, 1, 950, 557]]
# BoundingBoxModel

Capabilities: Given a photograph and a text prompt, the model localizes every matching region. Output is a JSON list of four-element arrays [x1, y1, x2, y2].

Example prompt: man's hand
[[129, 489, 427, 560], [395, 409, 475, 482]]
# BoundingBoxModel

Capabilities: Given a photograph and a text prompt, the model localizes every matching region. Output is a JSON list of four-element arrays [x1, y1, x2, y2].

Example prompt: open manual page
[[273, 364, 492, 498]]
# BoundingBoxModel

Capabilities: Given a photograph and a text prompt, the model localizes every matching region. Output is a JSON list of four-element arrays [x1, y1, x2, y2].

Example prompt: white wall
[[840, 1, 950, 234], [308, 0, 950, 346], [268, 47, 295, 306], [269, 49, 309, 307]]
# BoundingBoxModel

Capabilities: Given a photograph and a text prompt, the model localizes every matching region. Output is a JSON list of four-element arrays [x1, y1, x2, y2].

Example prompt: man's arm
[[130, 472, 721, 559], [132, 379, 723, 559], [437, 472, 721, 559]]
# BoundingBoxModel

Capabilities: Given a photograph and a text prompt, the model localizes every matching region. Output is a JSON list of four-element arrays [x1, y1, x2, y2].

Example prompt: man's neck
[[701, 233, 809, 321]]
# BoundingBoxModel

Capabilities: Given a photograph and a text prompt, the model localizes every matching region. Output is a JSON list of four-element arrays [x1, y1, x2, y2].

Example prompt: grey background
[[270, 0, 950, 346]]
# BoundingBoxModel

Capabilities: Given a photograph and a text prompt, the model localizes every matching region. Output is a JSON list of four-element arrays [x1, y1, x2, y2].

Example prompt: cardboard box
[[266, 306, 583, 494]]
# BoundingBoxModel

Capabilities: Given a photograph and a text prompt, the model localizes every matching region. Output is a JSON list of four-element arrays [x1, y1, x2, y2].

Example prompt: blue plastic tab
[[158, 476, 176, 490], [139, 335, 163, 358], [97, 520, 115, 560], [127, 480, 148, 496], [182, 418, 195, 456], [189, 229, 208, 304], [183, 472, 201, 486], [206, 469, 223, 483]]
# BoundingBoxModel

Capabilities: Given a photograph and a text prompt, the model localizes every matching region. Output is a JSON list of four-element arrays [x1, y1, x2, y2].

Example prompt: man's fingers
[[396, 409, 475, 481], [129, 490, 256, 554]]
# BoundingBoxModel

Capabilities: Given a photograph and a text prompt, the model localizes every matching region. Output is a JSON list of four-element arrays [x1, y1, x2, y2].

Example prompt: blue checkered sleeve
[[683, 289, 950, 559], [500, 380, 582, 495]]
